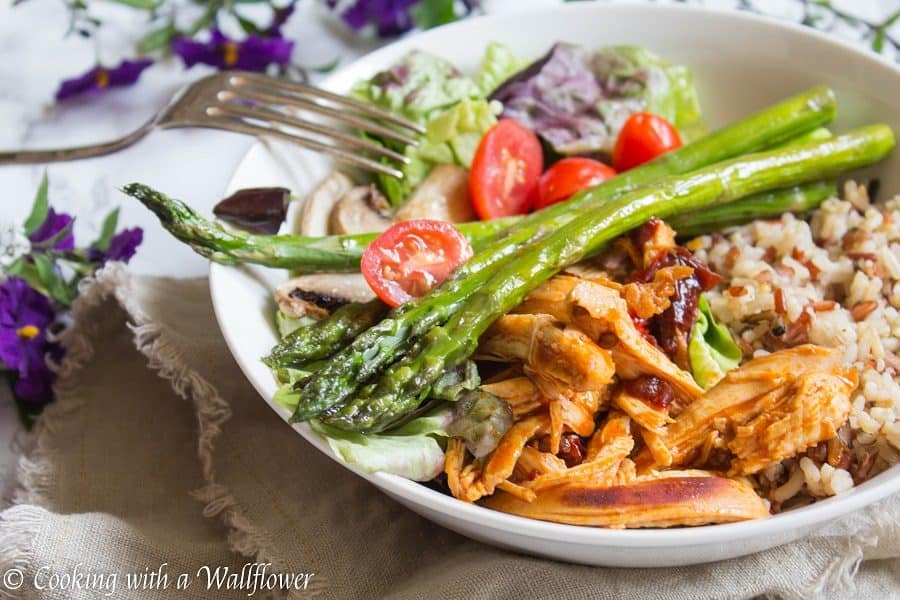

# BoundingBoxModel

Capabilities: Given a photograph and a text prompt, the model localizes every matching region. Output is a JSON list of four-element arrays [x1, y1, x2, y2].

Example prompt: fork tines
[[209, 72, 425, 179]]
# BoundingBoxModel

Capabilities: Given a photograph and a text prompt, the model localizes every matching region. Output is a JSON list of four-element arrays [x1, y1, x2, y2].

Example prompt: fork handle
[[0, 119, 155, 164]]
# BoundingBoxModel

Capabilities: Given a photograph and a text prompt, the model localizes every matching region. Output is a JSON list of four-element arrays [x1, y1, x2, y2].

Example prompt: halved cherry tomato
[[535, 157, 616, 210], [469, 119, 543, 220], [361, 219, 473, 307], [612, 112, 682, 172]]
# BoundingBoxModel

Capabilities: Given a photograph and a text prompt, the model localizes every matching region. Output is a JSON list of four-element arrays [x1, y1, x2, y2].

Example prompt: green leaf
[[5, 259, 47, 297], [137, 23, 176, 54], [235, 14, 261, 35], [873, 30, 885, 53], [475, 42, 528, 95], [92, 208, 120, 253], [312, 56, 341, 74], [689, 295, 743, 389], [883, 8, 900, 29], [32, 254, 77, 306], [411, 0, 458, 30], [309, 405, 453, 481], [23, 173, 49, 237], [104, 0, 163, 9]]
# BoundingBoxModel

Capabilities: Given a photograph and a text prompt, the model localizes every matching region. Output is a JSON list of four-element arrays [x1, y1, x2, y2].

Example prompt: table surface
[[0, 0, 895, 497]]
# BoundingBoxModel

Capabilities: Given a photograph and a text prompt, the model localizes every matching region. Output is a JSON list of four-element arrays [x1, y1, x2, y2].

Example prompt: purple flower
[[326, 0, 420, 36], [56, 59, 154, 101], [172, 29, 293, 71], [28, 208, 74, 251], [86, 227, 143, 265], [0, 278, 62, 405], [104, 228, 143, 263], [266, 2, 297, 36]]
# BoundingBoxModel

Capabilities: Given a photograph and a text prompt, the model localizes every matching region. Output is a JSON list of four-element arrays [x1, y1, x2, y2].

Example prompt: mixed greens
[[490, 43, 705, 157], [125, 41, 896, 482]]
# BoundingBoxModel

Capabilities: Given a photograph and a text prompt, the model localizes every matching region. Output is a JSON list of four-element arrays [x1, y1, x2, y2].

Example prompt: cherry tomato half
[[535, 157, 617, 210], [361, 219, 473, 307], [469, 119, 543, 220], [612, 112, 683, 172]]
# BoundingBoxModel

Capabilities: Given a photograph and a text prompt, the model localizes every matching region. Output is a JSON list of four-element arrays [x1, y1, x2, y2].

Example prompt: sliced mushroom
[[299, 172, 355, 237], [329, 186, 393, 235], [275, 273, 376, 320], [395, 164, 476, 223]]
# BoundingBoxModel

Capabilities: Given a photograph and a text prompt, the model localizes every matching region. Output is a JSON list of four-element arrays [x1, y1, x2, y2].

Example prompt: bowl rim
[[210, 0, 900, 550]]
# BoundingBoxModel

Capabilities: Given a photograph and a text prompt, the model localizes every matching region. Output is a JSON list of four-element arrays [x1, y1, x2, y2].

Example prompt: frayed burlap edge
[[0, 264, 325, 599]]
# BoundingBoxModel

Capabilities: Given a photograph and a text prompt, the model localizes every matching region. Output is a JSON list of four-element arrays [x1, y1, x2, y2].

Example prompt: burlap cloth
[[0, 264, 897, 599]]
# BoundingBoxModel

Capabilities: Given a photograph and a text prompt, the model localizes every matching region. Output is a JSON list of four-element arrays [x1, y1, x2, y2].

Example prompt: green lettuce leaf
[[309, 406, 453, 481], [595, 45, 706, 144], [352, 50, 494, 206], [275, 310, 314, 338], [351, 50, 481, 125], [377, 97, 499, 206], [689, 295, 742, 389], [476, 42, 528, 95]]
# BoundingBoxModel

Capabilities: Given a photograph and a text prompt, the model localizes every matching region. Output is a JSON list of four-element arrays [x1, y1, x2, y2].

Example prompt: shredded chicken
[[523, 412, 634, 493], [482, 470, 769, 528], [477, 313, 615, 393], [728, 369, 857, 475], [480, 377, 542, 419], [637, 345, 857, 474], [621, 265, 694, 319], [567, 280, 704, 403], [638, 218, 678, 268], [446, 415, 550, 503], [443, 234, 861, 528], [613, 387, 673, 433]]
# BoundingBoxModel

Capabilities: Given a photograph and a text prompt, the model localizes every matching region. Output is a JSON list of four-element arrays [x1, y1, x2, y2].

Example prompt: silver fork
[[0, 71, 424, 179]]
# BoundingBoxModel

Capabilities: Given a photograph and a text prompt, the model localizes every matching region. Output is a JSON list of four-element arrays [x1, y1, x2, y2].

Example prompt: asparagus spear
[[669, 180, 837, 238], [122, 184, 513, 272], [319, 125, 894, 432], [263, 299, 388, 368], [281, 87, 839, 419]]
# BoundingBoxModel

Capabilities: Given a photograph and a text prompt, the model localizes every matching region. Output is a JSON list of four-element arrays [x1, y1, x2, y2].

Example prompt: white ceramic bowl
[[209, 3, 900, 567]]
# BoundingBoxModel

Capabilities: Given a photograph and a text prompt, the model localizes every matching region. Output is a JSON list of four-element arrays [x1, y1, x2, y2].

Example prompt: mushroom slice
[[329, 186, 393, 235], [394, 164, 476, 223], [275, 273, 375, 320], [299, 172, 354, 237]]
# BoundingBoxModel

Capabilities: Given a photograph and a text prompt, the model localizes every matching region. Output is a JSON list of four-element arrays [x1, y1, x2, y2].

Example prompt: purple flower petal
[[330, 0, 420, 36], [172, 29, 293, 71], [103, 228, 143, 263], [13, 367, 56, 405], [266, 2, 297, 36], [28, 208, 75, 251], [0, 278, 62, 404], [56, 59, 153, 101]]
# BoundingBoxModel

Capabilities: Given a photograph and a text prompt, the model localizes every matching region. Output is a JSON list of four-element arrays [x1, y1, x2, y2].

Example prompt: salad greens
[[379, 97, 500, 207], [355, 44, 525, 206], [310, 407, 453, 481], [351, 50, 482, 124], [490, 43, 704, 156], [475, 42, 529, 95], [688, 295, 743, 389]]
